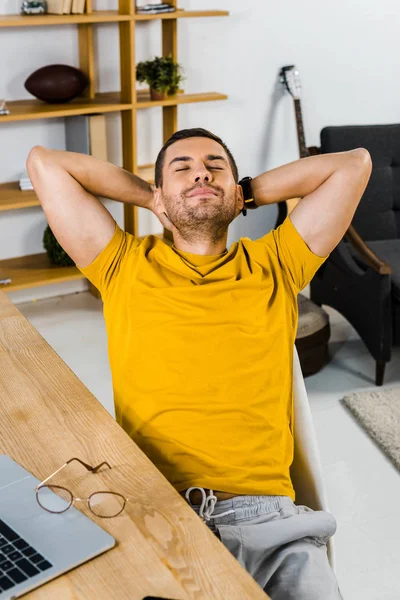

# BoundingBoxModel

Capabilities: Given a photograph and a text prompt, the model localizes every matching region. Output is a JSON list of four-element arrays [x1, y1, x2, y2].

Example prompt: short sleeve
[[76, 222, 140, 298], [256, 214, 330, 293]]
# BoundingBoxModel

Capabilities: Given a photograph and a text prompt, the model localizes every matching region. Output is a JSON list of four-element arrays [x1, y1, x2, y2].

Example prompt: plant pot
[[150, 88, 179, 101], [150, 88, 168, 101]]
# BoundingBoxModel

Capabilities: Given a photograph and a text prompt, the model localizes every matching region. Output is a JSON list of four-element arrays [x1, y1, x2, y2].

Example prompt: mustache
[[182, 183, 224, 197]]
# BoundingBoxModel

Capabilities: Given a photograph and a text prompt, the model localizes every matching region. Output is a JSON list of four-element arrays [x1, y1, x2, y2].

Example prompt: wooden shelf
[[0, 166, 154, 213], [0, 182, 40, 212], [134, 10, 229, 21], [0, 10, 228, 28], [0, 11, 131, 27], [0, 231, 171, 292], [0, 92, 132, 122], [0, 253, 85, 292], [0, 91, 226, 122], [135, 91, 227, 108]]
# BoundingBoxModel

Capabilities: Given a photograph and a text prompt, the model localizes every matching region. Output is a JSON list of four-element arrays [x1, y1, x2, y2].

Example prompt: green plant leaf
[[43, 225, 75, 266], [136, 55, 184, 94]]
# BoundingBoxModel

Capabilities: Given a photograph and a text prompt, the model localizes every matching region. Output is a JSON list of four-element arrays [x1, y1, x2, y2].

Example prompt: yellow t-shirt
[[77, 215, 329, 500]]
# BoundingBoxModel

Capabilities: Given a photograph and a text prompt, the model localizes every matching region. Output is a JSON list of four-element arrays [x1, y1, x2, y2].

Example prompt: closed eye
[[175, 166, 224, 172]]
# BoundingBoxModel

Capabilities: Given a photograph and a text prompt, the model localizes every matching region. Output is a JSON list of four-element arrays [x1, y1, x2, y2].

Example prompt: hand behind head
[[148, 186, 174, 232]]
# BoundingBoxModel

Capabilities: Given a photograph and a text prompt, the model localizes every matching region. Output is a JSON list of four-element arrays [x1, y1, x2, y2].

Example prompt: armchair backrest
[[320, 124, 400, 241], [290, 345, 336, 571]]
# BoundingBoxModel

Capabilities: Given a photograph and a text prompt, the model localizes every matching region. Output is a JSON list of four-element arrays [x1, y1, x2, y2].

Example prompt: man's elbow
[[351, 147, 372, 171], [26, 145, 48, 172], [343, 148, 372, 192], [26, 146, 47, 178]]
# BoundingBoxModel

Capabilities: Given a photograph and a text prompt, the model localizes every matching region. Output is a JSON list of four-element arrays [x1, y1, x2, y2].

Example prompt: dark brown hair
[[154, 128, 239, 188]]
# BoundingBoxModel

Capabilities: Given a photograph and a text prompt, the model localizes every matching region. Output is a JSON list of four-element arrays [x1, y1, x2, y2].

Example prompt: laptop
[[0, 455, 116, 599]]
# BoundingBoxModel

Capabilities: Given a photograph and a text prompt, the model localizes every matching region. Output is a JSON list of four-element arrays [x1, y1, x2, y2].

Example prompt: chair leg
[[375, 360, 386, 386]]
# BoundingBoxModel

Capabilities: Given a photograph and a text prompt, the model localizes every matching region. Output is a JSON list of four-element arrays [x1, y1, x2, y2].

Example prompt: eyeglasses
[[35, 457, 133, 518]]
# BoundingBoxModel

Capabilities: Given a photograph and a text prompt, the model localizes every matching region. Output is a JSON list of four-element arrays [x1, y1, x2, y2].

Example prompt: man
[[27, 128, 371, 599]]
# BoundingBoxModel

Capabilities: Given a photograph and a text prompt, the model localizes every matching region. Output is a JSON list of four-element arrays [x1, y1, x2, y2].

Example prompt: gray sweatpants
[[185, 489, 344, 600]]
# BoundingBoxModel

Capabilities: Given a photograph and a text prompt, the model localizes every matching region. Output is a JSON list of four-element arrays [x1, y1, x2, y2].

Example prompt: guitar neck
[[294, 99, 309, 158]]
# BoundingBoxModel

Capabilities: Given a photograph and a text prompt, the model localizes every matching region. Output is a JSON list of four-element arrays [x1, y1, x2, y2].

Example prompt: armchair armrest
[[281, 202, 391, 276], [344, 226, 392, 276]]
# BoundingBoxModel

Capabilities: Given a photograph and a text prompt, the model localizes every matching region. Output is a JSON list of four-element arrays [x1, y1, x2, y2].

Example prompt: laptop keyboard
[[0, 519, 52, 593]]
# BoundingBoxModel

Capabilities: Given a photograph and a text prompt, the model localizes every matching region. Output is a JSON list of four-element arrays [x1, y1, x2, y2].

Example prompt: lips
[[188, 188, 218, 197]]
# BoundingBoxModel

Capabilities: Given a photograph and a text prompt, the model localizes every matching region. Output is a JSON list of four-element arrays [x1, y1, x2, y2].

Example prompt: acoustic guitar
[[279, 65, 319, 158], [279, 66, 380, 275], [278, 65, 320, 217]]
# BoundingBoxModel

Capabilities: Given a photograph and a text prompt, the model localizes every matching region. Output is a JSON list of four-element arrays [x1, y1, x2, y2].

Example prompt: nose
[[193, 163, 213, 184]]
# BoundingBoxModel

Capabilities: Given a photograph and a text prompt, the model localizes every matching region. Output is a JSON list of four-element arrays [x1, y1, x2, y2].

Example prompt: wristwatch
[[239, 176, 258, 216]]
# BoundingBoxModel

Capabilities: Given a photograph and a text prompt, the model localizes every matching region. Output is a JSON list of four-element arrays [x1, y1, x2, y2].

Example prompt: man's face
[[154, 137, 244, 244]]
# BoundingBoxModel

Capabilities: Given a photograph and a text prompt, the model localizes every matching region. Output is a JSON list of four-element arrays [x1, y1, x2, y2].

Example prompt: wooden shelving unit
[[0, 91, 227, 123], [0, 233, 170, 293], [0, 11, 130, 27], [0, 165, 155, 214], [0, 10, 227, 27], [133, 9, 228, 21], [0, 254, 86, 292], [0, 1, 228, 293], [0, 92, 131, 122], [0, 182, 40, 212]]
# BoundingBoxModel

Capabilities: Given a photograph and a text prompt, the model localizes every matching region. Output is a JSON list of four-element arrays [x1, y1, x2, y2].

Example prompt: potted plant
[[43, 225, 75, 266], [136, 55, 184, 101]]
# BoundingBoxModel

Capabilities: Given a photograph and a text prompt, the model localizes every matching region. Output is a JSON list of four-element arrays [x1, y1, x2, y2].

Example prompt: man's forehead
[[165, 137, 227, 163]]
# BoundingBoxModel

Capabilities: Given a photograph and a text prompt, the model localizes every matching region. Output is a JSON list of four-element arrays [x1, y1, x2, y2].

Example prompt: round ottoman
[[295, 294, 331, 377]]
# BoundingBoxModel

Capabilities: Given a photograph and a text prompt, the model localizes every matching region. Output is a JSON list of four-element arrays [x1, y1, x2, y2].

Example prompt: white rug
[[342, 387, 400, 470]]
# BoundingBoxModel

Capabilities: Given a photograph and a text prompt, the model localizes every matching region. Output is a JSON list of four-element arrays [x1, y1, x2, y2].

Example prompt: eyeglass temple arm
[[36, 457, 112, 488]]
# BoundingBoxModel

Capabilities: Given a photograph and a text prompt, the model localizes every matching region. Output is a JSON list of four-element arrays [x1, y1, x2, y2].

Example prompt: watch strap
[[239, 176, 257, 216]]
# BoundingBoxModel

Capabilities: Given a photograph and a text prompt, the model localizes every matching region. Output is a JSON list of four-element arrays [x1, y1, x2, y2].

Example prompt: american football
[[24, 64, 89, 103]]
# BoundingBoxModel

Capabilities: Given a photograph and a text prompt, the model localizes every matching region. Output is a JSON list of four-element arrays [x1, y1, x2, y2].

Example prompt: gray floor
[[16, 291, 400, 600]]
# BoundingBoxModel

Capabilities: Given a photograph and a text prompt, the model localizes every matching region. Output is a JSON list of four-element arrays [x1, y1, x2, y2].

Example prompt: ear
[[153, 188, 174, 232], [153, 187, 164, 212], [235, 183, 245, 215]]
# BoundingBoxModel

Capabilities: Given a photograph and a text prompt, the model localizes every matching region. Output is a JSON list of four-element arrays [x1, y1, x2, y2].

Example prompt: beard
[[161, 184, 237, 245]]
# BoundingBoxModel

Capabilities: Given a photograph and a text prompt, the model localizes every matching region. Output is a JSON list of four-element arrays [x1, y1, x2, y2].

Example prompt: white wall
[[2, 0, 400, 303]]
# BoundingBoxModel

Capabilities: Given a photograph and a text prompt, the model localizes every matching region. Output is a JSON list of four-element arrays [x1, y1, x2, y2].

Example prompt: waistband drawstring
[[185, 487, 235, 522]]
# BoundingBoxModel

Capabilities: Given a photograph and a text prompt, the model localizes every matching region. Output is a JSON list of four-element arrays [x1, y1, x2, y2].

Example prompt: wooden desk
[[0, 291, 269, 599]]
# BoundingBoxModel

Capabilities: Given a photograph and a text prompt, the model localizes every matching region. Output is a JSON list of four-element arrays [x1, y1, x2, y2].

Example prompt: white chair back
[[290, 345, 336, 571]]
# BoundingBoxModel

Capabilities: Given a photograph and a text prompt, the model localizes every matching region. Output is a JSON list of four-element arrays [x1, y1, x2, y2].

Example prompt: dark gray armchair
[[299, 124, 399, 386]]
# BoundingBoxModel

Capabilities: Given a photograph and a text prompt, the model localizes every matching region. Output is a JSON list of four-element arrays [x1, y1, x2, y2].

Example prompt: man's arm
[[26, 146, 155, 268], [250, 148, 372, 257]]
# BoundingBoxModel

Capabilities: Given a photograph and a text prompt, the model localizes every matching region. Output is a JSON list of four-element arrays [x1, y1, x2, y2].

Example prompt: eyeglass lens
[[89, 492, 125, 517], [36, 485, 73, 513], [37, 486, 126, 518]]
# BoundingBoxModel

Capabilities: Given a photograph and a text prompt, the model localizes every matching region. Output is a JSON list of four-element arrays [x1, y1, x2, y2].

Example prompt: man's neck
[[171, 232, 228, 256]]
